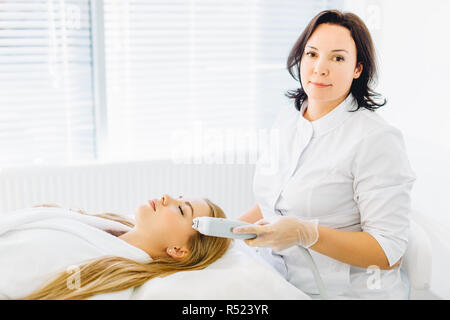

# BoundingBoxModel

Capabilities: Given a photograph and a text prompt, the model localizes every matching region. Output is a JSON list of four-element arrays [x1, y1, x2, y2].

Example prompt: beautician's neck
[[303, 93, 348, 122]]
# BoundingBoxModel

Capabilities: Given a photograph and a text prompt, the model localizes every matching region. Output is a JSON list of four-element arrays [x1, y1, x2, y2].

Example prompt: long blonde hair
[[21, 199, 232, 300]]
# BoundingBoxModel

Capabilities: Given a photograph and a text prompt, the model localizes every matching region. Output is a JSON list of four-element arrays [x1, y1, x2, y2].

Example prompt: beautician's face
[[300, 23, 362, 103], [135, 194, 211, 248]]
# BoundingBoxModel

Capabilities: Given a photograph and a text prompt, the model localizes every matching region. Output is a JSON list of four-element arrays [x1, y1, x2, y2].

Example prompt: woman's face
[[134, 194, 211, 257], [300, 23, 363, 104]]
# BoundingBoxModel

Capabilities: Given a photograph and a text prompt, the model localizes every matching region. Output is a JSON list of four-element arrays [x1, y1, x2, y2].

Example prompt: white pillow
[[132, 241, 311, 300]]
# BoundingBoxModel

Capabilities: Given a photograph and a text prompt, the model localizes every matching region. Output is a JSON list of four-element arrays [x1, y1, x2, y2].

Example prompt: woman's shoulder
[[349, 107, 404, 140]]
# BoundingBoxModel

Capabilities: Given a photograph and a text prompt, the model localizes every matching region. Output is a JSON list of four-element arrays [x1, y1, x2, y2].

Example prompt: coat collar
[[298, 93, 358, 138]]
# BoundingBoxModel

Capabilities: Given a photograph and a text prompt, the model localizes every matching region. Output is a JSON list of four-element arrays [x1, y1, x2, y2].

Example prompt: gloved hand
[[232, 216, 319, 251]]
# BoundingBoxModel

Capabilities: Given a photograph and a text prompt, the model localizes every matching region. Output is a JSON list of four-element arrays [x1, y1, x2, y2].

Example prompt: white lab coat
[[253, 93, 416, 299]]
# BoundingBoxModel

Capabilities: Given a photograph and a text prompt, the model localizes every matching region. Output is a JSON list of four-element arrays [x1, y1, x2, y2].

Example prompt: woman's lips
[[147, 200, 156, 211], [310, 81, 331, 88]]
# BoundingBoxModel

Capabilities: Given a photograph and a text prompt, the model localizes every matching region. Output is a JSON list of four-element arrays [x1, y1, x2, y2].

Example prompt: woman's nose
[[313, 59, 329, 76], [161, 194, 172, 206]]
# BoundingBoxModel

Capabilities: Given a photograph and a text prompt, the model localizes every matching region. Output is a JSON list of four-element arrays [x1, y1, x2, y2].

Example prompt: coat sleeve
[[352, 126, 417, 267]]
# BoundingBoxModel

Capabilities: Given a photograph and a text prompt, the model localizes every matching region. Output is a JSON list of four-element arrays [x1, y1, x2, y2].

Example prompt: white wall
[[346, 0, 450, 299], [376, 0, 450, 222]]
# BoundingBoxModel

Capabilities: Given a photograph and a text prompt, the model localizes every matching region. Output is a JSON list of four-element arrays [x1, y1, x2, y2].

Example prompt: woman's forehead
[[308, 24, 355, 52], [178, 195, 201, 203]]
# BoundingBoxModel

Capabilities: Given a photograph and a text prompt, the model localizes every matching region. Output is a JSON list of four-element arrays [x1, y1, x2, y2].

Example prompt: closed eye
[[177, 195, 194, 218], [177, 195, 184, 216]]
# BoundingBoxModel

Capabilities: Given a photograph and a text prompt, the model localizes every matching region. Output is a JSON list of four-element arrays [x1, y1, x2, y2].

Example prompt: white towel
[[0, 207, 151, 300]]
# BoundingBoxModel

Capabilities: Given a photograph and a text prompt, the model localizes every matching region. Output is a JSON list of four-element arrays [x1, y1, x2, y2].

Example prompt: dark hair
[[285, 9, 386, 112]]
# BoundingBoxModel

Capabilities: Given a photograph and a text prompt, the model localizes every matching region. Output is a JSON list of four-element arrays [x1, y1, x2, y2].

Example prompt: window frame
[[89, 0, 108, 162]]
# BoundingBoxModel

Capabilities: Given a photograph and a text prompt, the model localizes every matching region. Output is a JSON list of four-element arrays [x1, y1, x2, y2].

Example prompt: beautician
[[234, 9, 416, 299]]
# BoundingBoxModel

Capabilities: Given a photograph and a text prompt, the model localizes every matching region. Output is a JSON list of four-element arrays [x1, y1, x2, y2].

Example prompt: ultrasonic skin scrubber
[[192, 217, 257, 240]]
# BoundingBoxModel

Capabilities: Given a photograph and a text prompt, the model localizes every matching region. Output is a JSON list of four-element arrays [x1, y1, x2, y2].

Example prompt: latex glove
[[232, 216, 319, 251]]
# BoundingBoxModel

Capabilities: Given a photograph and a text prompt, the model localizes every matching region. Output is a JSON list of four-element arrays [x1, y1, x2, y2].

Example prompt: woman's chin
[[134, 204, 154, 228], [135, 204, 152, 218], [306, 90, 333, 99]]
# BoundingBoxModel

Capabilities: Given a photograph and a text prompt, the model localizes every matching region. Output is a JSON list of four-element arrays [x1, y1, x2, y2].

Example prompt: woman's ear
[[166, 246, 189, 260], [354, 62, 363, 79]]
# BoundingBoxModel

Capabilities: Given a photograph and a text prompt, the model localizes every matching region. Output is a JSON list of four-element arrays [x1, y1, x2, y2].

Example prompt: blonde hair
[[21, 198, 232, 300]]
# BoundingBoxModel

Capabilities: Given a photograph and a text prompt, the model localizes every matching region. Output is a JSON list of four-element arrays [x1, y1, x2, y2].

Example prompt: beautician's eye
[[305, 51, 316, 57], [334, 56, 345, 62], [178, 206, 184, 216]]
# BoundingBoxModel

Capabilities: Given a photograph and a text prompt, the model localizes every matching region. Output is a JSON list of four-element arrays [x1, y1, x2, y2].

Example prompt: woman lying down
[[0, 194, 232, 300]]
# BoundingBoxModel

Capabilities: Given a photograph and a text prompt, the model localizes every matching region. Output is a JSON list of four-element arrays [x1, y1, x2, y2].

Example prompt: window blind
[[0, 0, 346, 168], [102, 0, 344, 163], [0, 0, 95, 168]]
